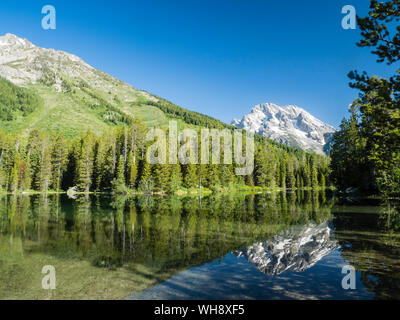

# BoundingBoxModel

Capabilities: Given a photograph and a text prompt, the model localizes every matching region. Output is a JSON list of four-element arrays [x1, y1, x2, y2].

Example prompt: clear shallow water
[[128, 250, 373, 300], [0, 191, 399, 300]]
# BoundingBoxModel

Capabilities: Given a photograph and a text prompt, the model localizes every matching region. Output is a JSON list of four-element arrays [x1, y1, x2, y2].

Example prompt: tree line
[[0, 77, 43, 122], [330, 0, 400, 198], [0, 119, 330, 194]]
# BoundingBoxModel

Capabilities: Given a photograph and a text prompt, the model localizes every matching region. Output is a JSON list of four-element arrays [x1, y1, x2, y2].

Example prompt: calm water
[[0, 191, 399, 300]]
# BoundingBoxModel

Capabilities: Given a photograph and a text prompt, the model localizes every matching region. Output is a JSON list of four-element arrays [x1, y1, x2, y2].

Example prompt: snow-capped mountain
[[234, 222, 338, 275], [231, 103, 336, 154]]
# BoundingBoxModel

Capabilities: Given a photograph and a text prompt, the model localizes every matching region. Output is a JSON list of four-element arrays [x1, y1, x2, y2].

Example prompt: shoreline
[[0, 186, 334, 197]]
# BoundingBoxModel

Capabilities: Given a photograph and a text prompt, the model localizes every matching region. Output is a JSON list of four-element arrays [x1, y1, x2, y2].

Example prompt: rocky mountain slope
[[0, 33, 172, 137], [231, 103, 336, 154]]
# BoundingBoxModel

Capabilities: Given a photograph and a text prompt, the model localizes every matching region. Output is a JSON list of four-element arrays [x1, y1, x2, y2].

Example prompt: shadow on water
[[0, 190, 399, 299]]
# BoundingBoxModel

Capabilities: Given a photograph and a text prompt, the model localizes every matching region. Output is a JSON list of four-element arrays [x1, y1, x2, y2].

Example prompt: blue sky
[[0, 0, 394, 127]]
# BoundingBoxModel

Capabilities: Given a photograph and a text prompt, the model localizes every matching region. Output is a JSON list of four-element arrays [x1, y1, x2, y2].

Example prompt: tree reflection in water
[[1, 191, 399, 299]]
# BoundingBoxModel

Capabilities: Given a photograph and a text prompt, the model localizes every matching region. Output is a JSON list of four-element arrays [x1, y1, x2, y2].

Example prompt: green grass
[[0, 78, 228, 140], [0, 76, 170, 139], [127, 103, 168, 127]]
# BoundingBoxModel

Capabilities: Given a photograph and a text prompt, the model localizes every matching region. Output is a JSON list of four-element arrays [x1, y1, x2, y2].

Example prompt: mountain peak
[[231, 102, 336, 154], [0, 33, 102, 86], [0, 33, 34, 48], [1, 33, 19, 39]]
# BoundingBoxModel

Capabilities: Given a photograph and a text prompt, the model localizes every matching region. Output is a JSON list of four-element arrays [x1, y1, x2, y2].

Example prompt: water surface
[[0, 191, 399, 300]]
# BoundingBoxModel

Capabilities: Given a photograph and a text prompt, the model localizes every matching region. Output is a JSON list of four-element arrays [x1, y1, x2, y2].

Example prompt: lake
[[0, 190, 399, 300]]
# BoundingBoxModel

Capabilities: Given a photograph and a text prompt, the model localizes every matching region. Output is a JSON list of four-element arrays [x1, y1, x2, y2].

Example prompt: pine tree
[[93, 139, 106, 191], [264, 144, 277, 188], [139, 158, 151, 182], [9, 155, 20, 193], [126, 150, 137, 189], [184, 163, 198, 189], [279, 156, 287, 189], [152, 163, 170, 192], [303, 159, 311, 188], [138, 157, 153, 193], [100, 134, 117, 191], [334, 1, 400, 197], [245, 172, 254, 187], [169, 164, 182, 192], [330, 105, 367, 191], [21, 155, 31, 191], [112, 155, 126, 194], [0, 167, 6, 191], [254, 145, 268, 186], [197, 164, 207, 189], [51, 135, 68, 191], [220, 164, 234, 186], [38, 140, 52, 193], [286, 158, 296, 189], [77, 131, 94, 193]]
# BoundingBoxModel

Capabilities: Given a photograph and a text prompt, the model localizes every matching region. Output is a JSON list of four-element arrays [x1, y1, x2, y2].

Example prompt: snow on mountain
[[231, 103, 336, 154], [234, 222, 338, 275]]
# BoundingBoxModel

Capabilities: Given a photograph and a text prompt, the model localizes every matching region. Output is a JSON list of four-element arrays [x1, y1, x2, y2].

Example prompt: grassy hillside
[[0, 77, 169, 138], [0, 76, 305, 158]]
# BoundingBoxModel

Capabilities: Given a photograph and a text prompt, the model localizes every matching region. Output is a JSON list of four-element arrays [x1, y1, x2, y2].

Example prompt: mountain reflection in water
[[234, 222, 339, 275]]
